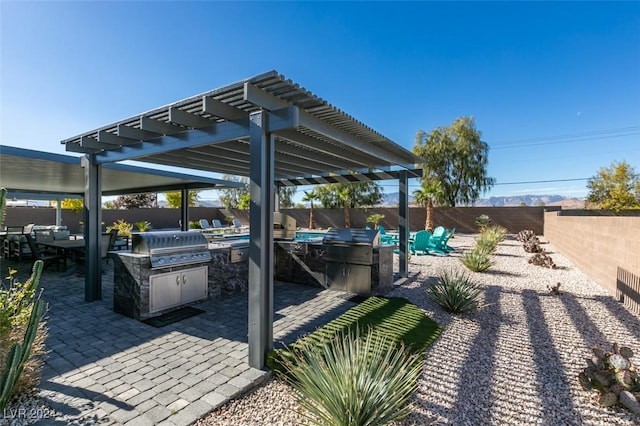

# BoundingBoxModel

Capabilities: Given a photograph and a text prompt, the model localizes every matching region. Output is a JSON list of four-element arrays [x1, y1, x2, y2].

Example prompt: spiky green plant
[[476, 225, 507, 254], [461, 247, 494, 272], [427, 270, 485, 313], [134, 220, 152, 232], [280, 327, 423, 426], [474, 214, 492, 231]]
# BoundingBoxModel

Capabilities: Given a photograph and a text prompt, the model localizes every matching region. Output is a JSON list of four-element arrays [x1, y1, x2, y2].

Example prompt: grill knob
[[170, 256, 177, 262]]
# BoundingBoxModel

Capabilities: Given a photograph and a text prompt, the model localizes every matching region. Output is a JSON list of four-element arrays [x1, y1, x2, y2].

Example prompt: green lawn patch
[[267, 296, 442, 373]]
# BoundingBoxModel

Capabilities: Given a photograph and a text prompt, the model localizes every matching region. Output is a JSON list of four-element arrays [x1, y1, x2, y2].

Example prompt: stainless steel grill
[[131, 231, 212, 269], [323, 228, 380, 295], [273, 212, 296, 240]]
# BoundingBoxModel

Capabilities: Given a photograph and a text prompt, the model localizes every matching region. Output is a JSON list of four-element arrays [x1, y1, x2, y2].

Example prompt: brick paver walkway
[[20, 262, 356, 425]]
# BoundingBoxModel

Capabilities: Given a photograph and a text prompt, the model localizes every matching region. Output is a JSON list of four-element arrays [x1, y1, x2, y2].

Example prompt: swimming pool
[[221, 230, 327, 242]]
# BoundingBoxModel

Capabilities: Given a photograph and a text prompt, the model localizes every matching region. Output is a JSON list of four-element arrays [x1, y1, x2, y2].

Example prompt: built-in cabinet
[[149, 266, 208, 314]]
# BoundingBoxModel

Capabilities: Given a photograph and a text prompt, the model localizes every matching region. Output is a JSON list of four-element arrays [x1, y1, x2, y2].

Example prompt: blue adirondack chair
[[410, 230, 431, 255], [425, 232, 449, 255]]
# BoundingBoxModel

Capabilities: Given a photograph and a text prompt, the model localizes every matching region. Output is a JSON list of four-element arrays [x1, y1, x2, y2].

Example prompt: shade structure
[[0, 145, 243, 197], [59, 70, 419, 369]]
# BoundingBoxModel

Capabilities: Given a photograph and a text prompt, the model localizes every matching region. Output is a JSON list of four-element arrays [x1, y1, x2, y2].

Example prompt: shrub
[[279, 327, 423, 426], [461, 247, 494, 272], [427, 269, 485, 313], [107, 219, 133, 237], [189, 220, 202, 229]]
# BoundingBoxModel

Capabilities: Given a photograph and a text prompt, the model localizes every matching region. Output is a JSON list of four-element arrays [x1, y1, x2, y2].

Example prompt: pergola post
[[180, 187, 189, 231], [248, 110, 274, 369], [399, 170, 409, 278], [55, 197, 62, 227], [81, 155, 102, 301]]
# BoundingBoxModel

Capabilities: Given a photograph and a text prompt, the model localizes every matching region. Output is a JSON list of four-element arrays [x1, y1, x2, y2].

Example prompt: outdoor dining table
[[36, 239, 86, 276]]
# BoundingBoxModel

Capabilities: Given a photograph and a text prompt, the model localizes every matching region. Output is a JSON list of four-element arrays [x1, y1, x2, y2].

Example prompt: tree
[[315, 180, 383, 228], [301, 190, 319, 229], [59, 198, 83, 213], [413, 116, 495, 206], [586, 161, 640, 212], [237, 192, 250, 210], [112, 193, 156, 209], [165, 191, 200, 208], [278, 186, 297, 208], [218, 175, 249, 209], [413, 177, 443, 232]]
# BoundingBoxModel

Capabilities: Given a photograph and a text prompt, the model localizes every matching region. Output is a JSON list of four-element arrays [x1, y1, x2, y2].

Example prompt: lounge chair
[[199, 219, 213, 230], [410, 230, 431, 256]]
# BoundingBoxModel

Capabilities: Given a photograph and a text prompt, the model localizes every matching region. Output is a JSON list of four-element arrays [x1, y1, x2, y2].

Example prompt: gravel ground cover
[[197, 234, 640, 426]]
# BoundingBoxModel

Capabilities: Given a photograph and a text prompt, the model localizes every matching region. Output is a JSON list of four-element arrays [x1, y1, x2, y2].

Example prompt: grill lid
[[131, 231, 208, 254], [322, 228, 380, 246]]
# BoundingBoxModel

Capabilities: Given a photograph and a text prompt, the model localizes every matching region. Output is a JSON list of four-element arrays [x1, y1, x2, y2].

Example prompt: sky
[[1, 1, 639, 205]]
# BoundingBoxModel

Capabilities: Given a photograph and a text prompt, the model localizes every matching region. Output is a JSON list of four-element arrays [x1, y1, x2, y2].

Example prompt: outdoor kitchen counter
[[274, 241, 394, 295]]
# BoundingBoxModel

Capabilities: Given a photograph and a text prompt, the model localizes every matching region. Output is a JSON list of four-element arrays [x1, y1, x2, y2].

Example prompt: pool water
[[222, 230, 327, 242]]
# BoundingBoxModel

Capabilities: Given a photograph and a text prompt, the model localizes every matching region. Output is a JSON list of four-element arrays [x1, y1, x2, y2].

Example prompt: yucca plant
[[280, 327, 423, 426], [427, 270, 485, 314], [461, 246, 494, 272], [476, 225, 507, 254]]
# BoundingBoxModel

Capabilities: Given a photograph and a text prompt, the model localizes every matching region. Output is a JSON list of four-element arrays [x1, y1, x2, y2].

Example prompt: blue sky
[[1, 1, 639, 204]]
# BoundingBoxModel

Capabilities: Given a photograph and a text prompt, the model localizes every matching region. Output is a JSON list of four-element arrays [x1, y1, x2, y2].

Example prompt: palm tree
[[302, 190, 319, 229], [413, 178, 443, 232]]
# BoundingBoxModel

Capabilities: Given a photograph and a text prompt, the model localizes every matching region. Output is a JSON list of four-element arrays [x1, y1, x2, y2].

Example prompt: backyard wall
[[273, 206, 545, 234], [544, 211, 640, 310], [3, 206, 546, 234]]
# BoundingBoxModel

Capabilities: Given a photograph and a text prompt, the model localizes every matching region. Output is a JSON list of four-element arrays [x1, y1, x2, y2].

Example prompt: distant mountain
[[379, 192, 584, 208]]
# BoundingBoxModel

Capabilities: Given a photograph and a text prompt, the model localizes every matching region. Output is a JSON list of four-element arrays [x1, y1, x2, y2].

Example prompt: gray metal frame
[[59, 70, 423, 369]]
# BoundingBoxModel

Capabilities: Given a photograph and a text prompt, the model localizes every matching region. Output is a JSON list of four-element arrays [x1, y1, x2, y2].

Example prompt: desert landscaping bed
[[198, 233, 640, 426]]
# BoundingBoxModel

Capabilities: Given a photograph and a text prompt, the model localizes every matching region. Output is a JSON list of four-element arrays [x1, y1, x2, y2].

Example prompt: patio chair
[[410, 230, 431, 256], [212, 219, 224, 229], [425, 232, 450, 256], [199, 219, 212, 230], [232, 218, 244, 228], [25, 234, 65, 271]]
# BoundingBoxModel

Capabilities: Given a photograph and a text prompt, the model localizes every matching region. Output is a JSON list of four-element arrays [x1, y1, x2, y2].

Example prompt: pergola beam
[[169, 107, 215, 129], [94, 120, 250, 164], [140, 116, 184, 135], [203, 96, 248, 121], [98, 130, 140, 146]]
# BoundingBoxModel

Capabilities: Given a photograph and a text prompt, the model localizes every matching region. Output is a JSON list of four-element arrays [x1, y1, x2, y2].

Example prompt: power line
[[494, 177, 589, 186], [491, 132, 640, 150], [490, 126, 640, 149]]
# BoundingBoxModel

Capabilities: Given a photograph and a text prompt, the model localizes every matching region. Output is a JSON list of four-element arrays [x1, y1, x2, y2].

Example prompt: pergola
[[0, 145, 243, 226], [61, 70, 423, 368]]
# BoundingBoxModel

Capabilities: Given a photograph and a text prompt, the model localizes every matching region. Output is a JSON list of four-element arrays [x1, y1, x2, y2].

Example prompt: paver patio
[[7, 261, 358, 425]]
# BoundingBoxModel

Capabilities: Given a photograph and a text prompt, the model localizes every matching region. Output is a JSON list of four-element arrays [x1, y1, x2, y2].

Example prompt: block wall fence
[[2, 206, 546, 234], [5, 205, 639, 308], [544, 211, 640, 306]]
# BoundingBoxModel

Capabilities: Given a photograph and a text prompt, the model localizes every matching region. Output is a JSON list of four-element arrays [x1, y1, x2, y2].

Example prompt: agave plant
[[461, 246, 494, 272], [427, 270, 484, 314], [280, 327, 423, 426]]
